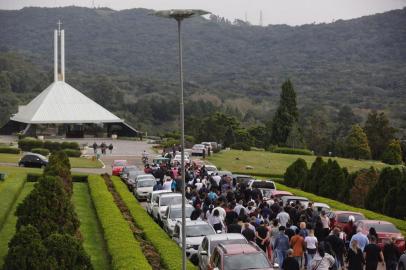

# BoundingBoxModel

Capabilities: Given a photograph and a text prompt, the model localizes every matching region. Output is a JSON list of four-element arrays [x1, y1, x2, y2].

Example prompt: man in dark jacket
[[325, 227, 345, 270]]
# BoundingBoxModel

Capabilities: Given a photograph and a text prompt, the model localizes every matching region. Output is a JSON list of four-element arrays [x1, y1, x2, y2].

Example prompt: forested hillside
[[0, 6, 405, 135]]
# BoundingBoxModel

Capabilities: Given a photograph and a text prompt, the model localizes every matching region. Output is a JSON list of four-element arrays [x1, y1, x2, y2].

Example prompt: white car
[[191, 144, 206, 156], [312, 202, 331, 213], [146, 190, 172, 215], [151, 193, 184, 223], [133, 178, 156, 200], [197, 233, 248, 270], [162, 204, 194, 236], [172, 154, 190, 165], [248, 179, 276, 191], [172, 220, 216, 262], [204, 164, 218, 175]]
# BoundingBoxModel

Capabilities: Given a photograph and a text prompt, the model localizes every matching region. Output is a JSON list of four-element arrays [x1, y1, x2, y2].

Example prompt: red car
[[355, 220, 405, 252], [327, 211, 365, 230], [111, 160, 127, 176], [208, 243, 273, 270]]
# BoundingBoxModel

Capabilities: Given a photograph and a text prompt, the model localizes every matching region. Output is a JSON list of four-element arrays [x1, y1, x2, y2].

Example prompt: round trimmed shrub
[[61, 142, 80, 150], [43, 141, 61, 152], [18, 138, 43, 151], [63, 149, 81, 157]]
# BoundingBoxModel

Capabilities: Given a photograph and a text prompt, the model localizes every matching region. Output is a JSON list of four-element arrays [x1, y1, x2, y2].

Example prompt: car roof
[[334, 211, 364, 216], [357, 220, 392, 225], [169, 204, 194, 210], [313, 202, 330, 208], [272, 191, 293, 195], [205, 233, 246, 241], [24, 152, 47, 159], [219, 243, 262, 255], [282, 196, 308, 200], [184, 220, 210, 226], [151, 190, 172, 195], [136, 174, 154, 178], [160, 193, 182, 198]]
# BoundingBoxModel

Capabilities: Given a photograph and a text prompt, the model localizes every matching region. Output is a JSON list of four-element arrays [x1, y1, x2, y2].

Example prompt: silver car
[[151, 193, 183, 223], [146, 190, 172, 215], [197, 233, 248, 270], [162, 204, 194, 236]]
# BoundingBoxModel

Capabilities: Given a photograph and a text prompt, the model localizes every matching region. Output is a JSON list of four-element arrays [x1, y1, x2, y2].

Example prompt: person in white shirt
[[195, 178, 203, 191], [234, 200, 246, 215], [162, 178, 172, 191], [212, 174, 221, 186], [276, 208, 290, 227], [213, 203, 226, 221]]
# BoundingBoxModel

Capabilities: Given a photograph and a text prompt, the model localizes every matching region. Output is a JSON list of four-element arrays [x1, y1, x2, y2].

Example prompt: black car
[[18, 153, 48, 168]]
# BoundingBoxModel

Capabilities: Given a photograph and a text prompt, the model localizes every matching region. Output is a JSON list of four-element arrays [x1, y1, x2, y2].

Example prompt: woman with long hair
[[347, 240, 365, 270], [310, 243, 335, 270]]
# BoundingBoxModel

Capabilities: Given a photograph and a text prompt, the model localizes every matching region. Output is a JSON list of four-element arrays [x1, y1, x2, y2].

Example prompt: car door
[[26, 155, 36, 167], [199, 237, 209, 270], [209, 249, 221, 270]]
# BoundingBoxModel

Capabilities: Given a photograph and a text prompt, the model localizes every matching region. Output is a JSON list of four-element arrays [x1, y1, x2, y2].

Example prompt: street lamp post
[[154, 9, 209, 270]]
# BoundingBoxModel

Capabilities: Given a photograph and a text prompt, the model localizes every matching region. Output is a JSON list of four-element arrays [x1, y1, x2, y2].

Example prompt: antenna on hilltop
[[259, 10, 263, 26], [244, 11, 248, 23]]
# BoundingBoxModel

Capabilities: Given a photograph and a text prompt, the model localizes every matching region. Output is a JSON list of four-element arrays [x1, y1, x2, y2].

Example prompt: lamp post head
[[153, 9, 210, 21]]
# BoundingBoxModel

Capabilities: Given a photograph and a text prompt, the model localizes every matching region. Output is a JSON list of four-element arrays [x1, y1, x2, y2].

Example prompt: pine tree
[[332, 106, 360, 156], [319, 160, 344, 199], [271, 80, 301, 146], [381, 139, 403, 165], [306, 156, 327, 193], [284, 158, 308, 188], [345, 124, 372, 160], [44, 150, 72, 196], [383, 188, 398, 218], [16, 175, 79, 238], [349, 167, 379, 207], [364, 111, 396, 160]]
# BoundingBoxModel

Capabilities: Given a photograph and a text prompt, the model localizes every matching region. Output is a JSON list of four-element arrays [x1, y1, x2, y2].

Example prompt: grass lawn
[[0, 173, 27, 229], [72, 183, 111, 270], [208, 149, 401, 176], [0, 153, 102, 168], [0, 183, 34, 268]]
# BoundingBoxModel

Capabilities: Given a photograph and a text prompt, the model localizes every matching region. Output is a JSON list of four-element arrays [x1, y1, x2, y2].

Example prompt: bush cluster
[[283, 157, 406, 219], [18, 138, 80, 153], [0, 147, 20, 154], [88, 175, 152, 270], [63, 149, 81, 157], [272, 146, 313, 156], [111, 176, 197, 270], [31, 148, 50, 156], [230, 142, 251, 151]]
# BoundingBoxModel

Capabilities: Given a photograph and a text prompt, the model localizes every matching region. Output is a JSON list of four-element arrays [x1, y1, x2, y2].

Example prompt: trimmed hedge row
[[26, 173, 88, 183], [18, 138, 80, 152], [63, 149, 81, 157], [0, 178, 25, 231], [272, 147, 313, 156], [111, 176, 197, 270], [274, 181, 406, 236], [0, 147, 20, 154], [31, 148, 50, 156], [88, 175, 152, 270]]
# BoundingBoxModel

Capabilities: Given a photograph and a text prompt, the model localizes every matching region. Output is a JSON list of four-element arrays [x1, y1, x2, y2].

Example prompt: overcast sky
[[1, 0, 405, 25]]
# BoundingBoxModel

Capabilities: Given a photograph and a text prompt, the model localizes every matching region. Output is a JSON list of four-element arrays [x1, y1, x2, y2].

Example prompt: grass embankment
[[0, 153, 102, 168], [0, 183, 34, 268], [88, 175, 152, 270], [72, 183, 111, 270], [111, 176, 197, 270], [208, 150, 401, 177], [275, 182, 406, 236], [0, 174, 26, 229]]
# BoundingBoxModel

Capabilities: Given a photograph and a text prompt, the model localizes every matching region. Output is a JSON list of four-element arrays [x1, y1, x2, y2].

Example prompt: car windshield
[[194, 145, 204, 149], [114, 161, 126, 166], [224, 253, 271, 269], [137, 180, 155, 188], [261, 189, 273, 198], [252, 182, 275, 189], [186, 224, 215, 237], [365, 223, 400, 233], [169, 207, 194, 219], [160, 196, 182, 206], [210, 239, 247, 253], [337, 213, 364, 223], [288, 199, 309, 208], [206, 167, 217, 171]]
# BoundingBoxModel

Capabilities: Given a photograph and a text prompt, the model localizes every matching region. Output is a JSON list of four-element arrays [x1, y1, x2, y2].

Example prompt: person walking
[[310, 244, 335, 270], [255, 221, 270, 252], [290, 228, 305, 269], [347, 240, 365, 270], [282, 249, 300, 270], [383, 238, 401, 270], [364, 236, 384, 270], [92, 142, 98, 154], [325, 227, 345, 270], [108, 143, 113, 154], [304, 229, 318, 268], [274, 226, 290, 269], [350, 227, 369, 251]]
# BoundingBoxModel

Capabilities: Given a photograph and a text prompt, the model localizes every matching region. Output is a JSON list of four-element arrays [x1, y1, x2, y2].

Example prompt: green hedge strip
[[0, 147, 20, 154], [111, 176, 197, 270], [88, 175, 152, 270], [63, 149, 82, 157], [275, 181, 406, 236], [26, 173, 88, 183]]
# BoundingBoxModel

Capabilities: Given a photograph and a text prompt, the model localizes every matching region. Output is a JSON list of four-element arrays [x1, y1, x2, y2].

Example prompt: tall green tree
[[284, 158, 308, 188], [381, 139, 403, 165], [364, 111, 396, 160], [319, 160, 344, 199], [349, 167, 379, 207], [332, 106, 360, 156], [345, 124, 372, 160], [44, 151, 72, 195], [305, 156, 327, 193], [271, 80, 301, 146]]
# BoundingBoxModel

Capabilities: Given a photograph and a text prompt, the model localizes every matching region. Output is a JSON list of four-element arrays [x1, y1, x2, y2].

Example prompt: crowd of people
[[145, 156, 402, 270]]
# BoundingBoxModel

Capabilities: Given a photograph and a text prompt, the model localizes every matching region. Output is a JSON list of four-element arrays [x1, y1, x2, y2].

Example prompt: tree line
[[284, 157, 406, 219]]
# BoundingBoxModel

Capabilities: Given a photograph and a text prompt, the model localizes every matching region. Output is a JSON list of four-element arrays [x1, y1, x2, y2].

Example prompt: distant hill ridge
[[0, 6, 405, 133]]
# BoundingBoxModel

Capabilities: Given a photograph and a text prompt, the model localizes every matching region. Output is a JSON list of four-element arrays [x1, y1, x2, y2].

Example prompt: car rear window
[[210, 239, 247, 253], [252, 181, 275, 189], [337, 213, 364, 223], [364, 223, 400, 233], [114, 161, 126, 166], [224, 253, 271, 269]]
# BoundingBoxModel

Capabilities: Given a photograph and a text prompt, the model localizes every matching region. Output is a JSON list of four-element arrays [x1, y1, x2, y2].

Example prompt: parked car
[[327, 211, 365, 230], [192, 144, 206, 156], [111, 160, 127, 176], [312, 202, 331, 214], [152, 193, 184, 223], [232, 174, 255, 186], [120, 165, 139, 181], [217, 171, 233, 178], [18, 153, 48, 168], [208, 243, 273, 270], [126, 170, 146, 188], [282, 195, 310, 208], [198, 233, 248, 270], [146, 190, 172, 215], [270, 190, 293, 199], [398, 251, 406, 270], [162, 204, 194, 236], [173, 220, 216, 263], [204, 165, 218, 175], [248, 179, 276, 191], [355, 220, 405, 252], [172, 154, 191, 165], [133, 178, 156, 200]]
